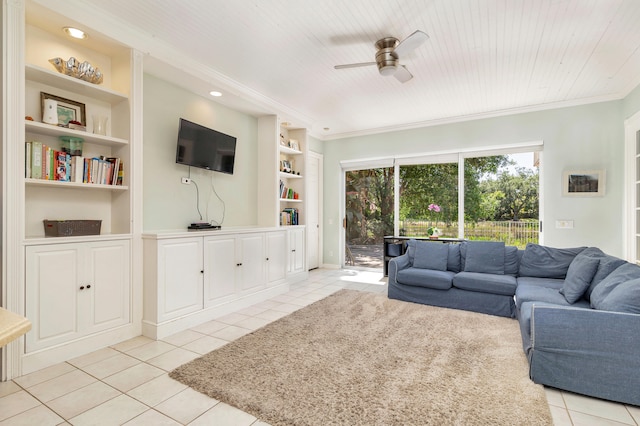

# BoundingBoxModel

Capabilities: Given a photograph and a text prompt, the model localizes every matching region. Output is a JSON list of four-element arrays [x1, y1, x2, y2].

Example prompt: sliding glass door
[[344, 167, 394, 268]]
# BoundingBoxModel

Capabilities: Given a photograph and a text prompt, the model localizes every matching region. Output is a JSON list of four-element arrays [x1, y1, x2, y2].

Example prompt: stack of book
[[280, 208, 299, 226], [25, 141, 123, 185], [279, 180, 299, 200]]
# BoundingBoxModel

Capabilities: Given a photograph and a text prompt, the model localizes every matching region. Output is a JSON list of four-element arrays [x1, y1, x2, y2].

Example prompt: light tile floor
[[1, 268, 638, 425]]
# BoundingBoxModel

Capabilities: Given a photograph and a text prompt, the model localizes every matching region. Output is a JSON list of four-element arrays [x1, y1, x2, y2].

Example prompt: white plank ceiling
[[30, 0, 640, 139]]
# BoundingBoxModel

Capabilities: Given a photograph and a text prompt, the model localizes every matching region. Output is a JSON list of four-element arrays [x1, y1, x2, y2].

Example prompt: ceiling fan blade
[[334, 62, 376, 69], [394, 65, 413, 83], [394, 30, 429, 57]]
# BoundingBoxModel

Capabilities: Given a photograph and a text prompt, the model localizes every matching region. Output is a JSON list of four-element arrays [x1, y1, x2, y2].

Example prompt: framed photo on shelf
[[40, 92, 86, 126], [281, 160, 292, 173], [289, 139, 299, 151], [562, 169, 605, 197]]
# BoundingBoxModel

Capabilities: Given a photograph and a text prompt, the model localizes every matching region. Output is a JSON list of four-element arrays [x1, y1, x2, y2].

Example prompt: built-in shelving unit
[[23, 24, 133, 238], [257, 115, 308, 227], [1, 0, 143, 378]]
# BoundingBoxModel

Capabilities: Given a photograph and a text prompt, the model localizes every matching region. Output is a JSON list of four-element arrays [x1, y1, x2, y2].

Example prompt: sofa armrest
[[529, 305, 640, 405], [388, 254, 411, 285]]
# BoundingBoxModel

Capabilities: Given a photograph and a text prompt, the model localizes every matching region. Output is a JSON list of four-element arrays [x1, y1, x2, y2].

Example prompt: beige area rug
[[170, 290, 552, 425]]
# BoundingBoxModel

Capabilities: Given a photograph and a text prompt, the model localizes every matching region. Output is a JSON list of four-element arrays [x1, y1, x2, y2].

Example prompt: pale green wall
[[143, 74, 258, 230], [322, 101, 625, 264]]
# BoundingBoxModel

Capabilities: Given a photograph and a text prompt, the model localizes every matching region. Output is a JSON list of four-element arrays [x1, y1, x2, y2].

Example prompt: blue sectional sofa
[[387, 240, 640, 406]]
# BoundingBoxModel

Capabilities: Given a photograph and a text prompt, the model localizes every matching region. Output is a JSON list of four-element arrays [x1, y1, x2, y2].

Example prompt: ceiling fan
[[334, 30, 429, 83]]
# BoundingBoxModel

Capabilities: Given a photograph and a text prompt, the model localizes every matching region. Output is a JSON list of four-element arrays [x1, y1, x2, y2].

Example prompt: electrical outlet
[[555, 220, 574, 229], [181, 177, 191, 184]]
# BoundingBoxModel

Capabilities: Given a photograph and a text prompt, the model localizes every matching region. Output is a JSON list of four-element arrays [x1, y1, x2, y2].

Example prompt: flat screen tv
[[175, 118, 237, 174]]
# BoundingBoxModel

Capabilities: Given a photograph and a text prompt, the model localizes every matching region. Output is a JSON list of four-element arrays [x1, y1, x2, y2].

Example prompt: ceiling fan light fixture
[[379, 65, 397, 76]]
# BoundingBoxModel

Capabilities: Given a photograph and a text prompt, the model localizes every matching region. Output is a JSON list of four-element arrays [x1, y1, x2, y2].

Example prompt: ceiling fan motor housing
[[375, 37, 399, 76]]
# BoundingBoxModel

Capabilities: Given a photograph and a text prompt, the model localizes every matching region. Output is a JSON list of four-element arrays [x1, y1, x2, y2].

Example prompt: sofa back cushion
[[413, 241, 449, 271], [596, 278, 640, 313], [585, 253, 627, 300], [463, 241, 506, 275], [518, 243, 586, 279], [447, 244, 462, 273], [590, 262, 640, 309], [504, 246, 520, 276], [559, 253, 601, 303]]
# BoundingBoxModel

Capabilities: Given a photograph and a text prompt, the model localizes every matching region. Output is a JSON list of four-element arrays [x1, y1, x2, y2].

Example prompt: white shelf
[[279, 145, 303, 155], [25, 178, 128, 190], [25, 64, 128, 105], [26, 120, 128, 147], [279, 171, 303, 179], [280, 198, 303, 203]]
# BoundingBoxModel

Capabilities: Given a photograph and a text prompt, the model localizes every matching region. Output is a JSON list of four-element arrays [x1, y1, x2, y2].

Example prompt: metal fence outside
[[399, 220, 539, 248]]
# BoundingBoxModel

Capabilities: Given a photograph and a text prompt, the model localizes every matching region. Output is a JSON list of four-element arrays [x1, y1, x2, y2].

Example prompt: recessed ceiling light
[[63, 27, 87, 39], [209, 91, 222, 97]]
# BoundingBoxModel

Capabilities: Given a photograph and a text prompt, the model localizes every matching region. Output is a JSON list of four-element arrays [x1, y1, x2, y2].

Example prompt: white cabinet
[[204, 233, 265, 306], [25, 240, 131, 352], [143, 228, 298, 339], [203, 236, 237, 306], [288, 227, 306, 275], [154, 238, 204, 323], [266, 230, 287, 285]]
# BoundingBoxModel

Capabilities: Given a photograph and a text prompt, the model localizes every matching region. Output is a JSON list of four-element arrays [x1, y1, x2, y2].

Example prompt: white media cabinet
[[142, 226, 306, 339]]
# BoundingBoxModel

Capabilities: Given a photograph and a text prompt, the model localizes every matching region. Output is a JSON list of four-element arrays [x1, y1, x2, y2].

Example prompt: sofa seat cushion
[[396, 267, 455, 290], [518, 243, 586, 279], [452, 272, 517, 296], [517, 276, 565, 289], [515, 279, 591, 310]]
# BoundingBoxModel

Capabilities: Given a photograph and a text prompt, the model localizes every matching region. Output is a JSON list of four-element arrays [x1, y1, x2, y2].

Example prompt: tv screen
[[176, 118, 237, 174]]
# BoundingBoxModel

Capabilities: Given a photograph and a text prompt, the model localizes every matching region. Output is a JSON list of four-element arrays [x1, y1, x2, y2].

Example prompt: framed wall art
[[40, 92, 86, 126], [562, 169, 605, 197]]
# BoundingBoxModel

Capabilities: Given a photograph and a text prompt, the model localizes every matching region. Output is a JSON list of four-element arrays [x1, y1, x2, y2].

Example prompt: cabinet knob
[[292, 249, 296, 252], [87, 285, 91, 289], [266, 257, 269, 261], [79, 286, 84, 290], [237, 263, 242, 266], [201, 270, 204, 274]]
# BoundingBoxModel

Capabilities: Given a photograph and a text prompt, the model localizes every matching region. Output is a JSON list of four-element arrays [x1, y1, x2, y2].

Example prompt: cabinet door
[[25, 244, 82, 352], [85, 240, 131, 334], [157, 238, 203, 322], [203, 236, 237, 307], [266, 231, 287, 284], [289, 228, 306, 274], [236, 233, 266, 292]]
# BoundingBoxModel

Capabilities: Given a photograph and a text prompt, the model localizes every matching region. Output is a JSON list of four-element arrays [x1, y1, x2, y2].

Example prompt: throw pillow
[[559, 254, 600, 303], [413, 241, 449, 271], [518, 243, 586, 279], [463, 241, 505, 275], [597, 278, 640, 313], [591, 263, 640, 309]]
